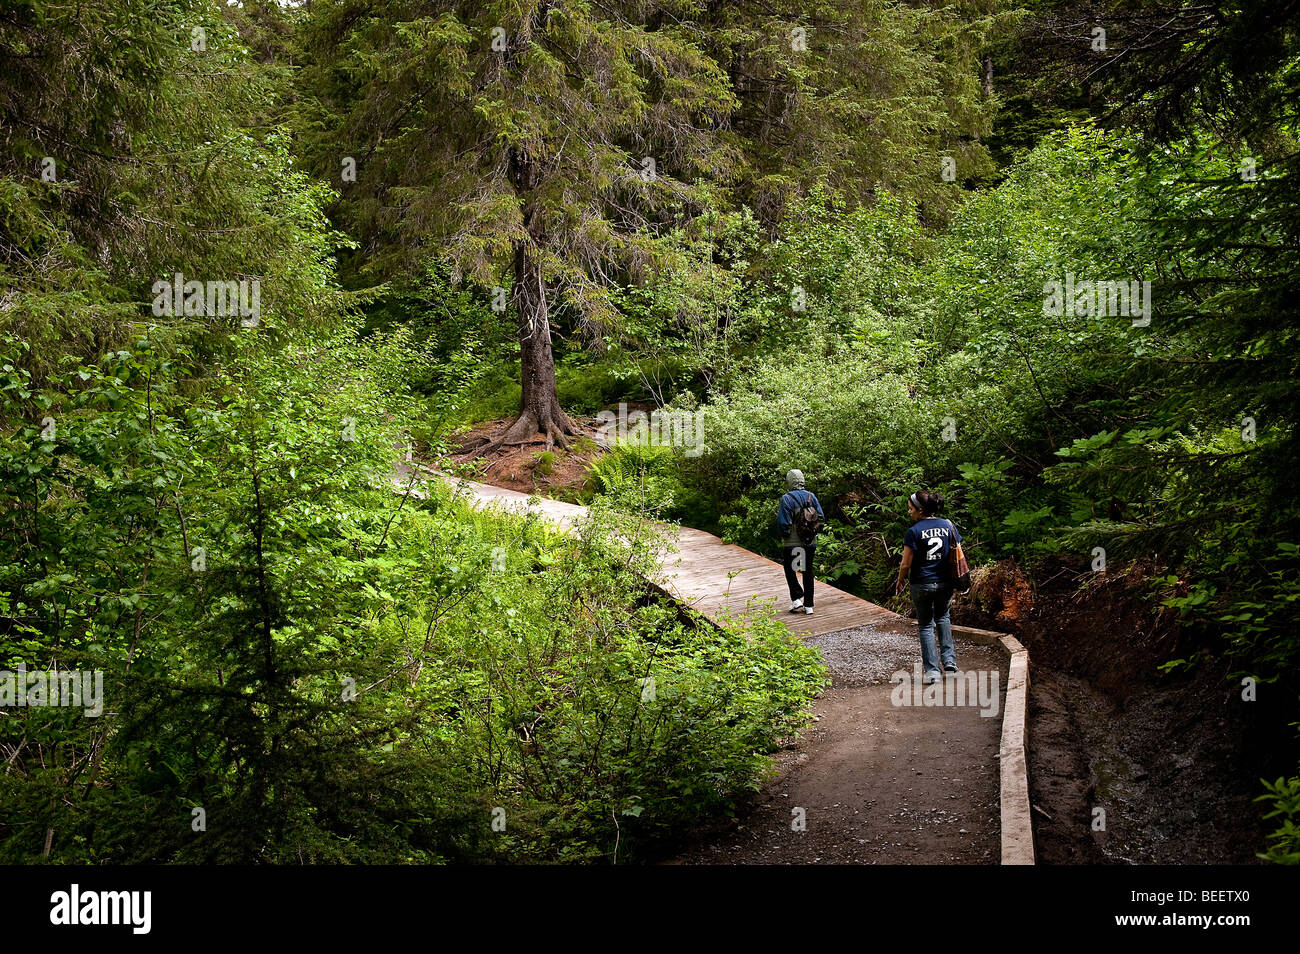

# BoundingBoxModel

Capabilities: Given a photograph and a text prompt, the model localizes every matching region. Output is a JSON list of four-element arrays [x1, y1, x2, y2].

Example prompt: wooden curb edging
[[953, 624, 1035, 865]]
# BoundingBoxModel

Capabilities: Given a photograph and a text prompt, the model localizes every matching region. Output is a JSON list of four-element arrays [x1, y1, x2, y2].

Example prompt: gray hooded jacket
[[777, 469, 824, 547]]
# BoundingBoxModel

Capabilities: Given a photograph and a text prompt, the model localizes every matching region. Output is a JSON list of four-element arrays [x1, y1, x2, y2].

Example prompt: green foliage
[[532, 450, 555, 476], [605, 208, 764, 399], [0, 1, 833, 865], [556, 354, 659, 416], [585, 440, 714, 529], [0, 327, 826, 863], [0, 0, 351, 372], [2, 327, 418, 862], [400, 498, 827, 861], [432, 352, 658, 431], [685, 333, 931, 587], [679, 115, 1300, 853], [7, 0, 1299, 868], [1257, 775, 1300, 864]]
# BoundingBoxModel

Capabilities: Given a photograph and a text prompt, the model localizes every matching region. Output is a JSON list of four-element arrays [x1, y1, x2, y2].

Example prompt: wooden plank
[[433, 473, 904, 638], [998, 646, 1034, 865]]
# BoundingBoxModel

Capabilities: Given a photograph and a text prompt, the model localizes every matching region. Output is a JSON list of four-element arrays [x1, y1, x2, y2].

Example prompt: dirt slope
[[960, 559, 1287, 864]]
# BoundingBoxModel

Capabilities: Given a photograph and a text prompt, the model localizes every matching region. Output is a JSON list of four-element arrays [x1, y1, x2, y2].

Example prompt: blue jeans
[[911, 582, 956, 676]]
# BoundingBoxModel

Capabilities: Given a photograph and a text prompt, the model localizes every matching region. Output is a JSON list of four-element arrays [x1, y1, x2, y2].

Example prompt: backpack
[[791, 490, 824, 542], [947, 519, 972, 593]]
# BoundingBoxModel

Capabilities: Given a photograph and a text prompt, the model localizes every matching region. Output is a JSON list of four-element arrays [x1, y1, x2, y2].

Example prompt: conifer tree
[[299, 1, 1001, 447]]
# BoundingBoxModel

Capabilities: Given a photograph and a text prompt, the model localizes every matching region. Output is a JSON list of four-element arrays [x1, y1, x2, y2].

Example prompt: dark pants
[[781, 545, 815, 606]]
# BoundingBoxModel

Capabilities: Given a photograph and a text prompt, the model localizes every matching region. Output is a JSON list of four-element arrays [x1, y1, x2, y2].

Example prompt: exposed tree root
[[462, 406, 580, 459]]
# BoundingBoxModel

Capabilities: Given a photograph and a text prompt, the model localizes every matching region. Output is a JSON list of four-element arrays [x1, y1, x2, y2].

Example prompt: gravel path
[[667, 621, 1008, 865], [802, 622, 929, 687]]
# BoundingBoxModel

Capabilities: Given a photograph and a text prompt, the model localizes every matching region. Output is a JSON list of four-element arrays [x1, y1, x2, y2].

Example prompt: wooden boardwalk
[[430, 473, 901, 638]]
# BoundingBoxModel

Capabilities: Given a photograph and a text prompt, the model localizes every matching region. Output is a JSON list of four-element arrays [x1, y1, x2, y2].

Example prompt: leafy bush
[[585, 440, 715, 528], [1257, 775, 1300, 865], [0, 327, 826, 863], [398, 496, 827, 860]]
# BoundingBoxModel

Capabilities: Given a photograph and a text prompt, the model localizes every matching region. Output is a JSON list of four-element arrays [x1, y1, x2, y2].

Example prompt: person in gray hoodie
[[776, 469, 824, 615]]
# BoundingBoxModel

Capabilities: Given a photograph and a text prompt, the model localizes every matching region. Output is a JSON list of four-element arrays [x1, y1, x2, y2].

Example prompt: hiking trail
[[401, 467, 1012, 864]]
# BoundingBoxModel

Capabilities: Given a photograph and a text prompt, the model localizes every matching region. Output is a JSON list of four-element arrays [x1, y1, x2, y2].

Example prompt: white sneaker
[[789, 599, 804, 613], [803, 606, 814, 615]]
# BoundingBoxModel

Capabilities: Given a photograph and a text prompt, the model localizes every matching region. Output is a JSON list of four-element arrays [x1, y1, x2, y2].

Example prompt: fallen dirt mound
[[968, 559, 1037, 628]]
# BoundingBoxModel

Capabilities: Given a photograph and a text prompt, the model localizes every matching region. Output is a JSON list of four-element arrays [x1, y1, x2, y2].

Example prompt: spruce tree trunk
[[493, 238, 576, 449], [494, 146, 577, 450]]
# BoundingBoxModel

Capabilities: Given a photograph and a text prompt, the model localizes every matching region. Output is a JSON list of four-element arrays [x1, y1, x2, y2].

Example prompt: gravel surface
[[803, 622, 927, 687]]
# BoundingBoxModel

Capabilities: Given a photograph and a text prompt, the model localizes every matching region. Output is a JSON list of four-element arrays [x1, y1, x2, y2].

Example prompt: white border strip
[[954, 625, 1034, 865]]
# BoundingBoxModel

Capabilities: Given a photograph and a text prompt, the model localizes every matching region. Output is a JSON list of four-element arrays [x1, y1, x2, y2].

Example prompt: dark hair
[[913, 490, 943, 517]]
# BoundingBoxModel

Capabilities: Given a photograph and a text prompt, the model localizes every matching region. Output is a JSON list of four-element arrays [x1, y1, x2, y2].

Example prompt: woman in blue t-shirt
[[894, 490, 963, 684]]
